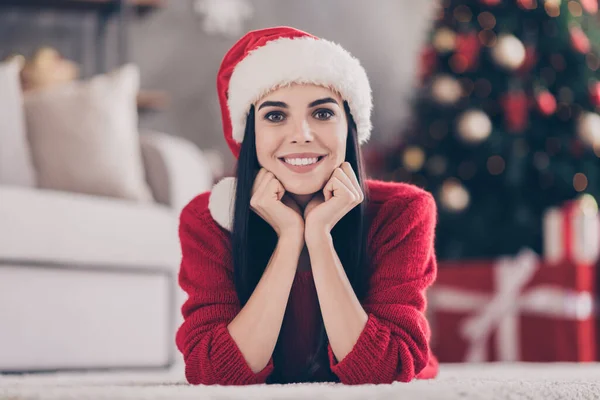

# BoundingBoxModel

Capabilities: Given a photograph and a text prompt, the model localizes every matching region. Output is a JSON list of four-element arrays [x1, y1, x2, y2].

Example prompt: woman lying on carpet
[[175, 26, 439, 385]]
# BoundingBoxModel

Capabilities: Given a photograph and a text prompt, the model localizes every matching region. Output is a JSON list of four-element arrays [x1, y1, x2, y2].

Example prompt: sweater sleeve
[[327, 192, 438, 385], [175, 197, 274, 385]]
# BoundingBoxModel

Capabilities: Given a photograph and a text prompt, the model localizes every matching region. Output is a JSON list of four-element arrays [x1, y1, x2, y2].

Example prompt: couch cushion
[[0, 59, 36, 187], [0, 186, 180, 270], [23, 64, 153, 202]]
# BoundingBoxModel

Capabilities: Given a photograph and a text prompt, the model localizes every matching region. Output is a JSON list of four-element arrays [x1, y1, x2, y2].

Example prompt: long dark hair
[[231, 101, 371, 383]]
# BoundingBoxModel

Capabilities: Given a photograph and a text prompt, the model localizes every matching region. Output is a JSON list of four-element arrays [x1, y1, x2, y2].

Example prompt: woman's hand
[[304, 162, 364, 237], [250, 168, 304, 239]]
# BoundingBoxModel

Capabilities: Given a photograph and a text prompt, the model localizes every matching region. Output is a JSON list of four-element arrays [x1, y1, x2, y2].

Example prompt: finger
[[256, 168, 267, 184], [253, 171, 275, 206], [266, 175, 285, 201], [324, 176, 352, 202], [252, 168, 268, 195], [340, 162, 364, 202], [323, 176, 335, 202], [259, 171, 276, 194], [333, 168, 360, 202], [342, 161, 365, 204]]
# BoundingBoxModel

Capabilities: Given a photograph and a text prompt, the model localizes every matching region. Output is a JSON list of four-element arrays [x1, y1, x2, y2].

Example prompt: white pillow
[[24, 64, 153, 202], [0, 59, 36, 187]]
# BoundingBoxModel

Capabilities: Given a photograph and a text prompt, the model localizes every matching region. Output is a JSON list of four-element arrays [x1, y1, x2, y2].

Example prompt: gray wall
[[0, 0, 436, 170], [130, 0, 435, 168]]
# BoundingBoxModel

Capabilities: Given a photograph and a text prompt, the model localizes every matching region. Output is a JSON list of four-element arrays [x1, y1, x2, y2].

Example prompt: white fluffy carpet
[[2, 363, 600, 400]]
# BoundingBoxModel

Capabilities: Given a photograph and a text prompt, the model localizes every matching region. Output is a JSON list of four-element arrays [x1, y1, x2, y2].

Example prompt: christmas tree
[[380, 0, 600, 260]]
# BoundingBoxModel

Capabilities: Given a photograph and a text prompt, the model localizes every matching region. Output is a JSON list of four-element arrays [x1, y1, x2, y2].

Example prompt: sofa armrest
[[140, 130, 213, 212]]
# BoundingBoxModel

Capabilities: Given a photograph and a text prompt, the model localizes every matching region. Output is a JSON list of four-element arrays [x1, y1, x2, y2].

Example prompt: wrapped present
[[543, 195, 600, 267], [428, 248, 596, 363]]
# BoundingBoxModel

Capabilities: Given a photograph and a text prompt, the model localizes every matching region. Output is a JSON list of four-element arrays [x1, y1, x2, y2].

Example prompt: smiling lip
[[280, 152, 326, 159], [279, 153, 326, 174]]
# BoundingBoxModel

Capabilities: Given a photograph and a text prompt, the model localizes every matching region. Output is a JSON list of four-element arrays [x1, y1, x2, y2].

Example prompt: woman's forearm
[[306, 231, 368, 364], [227, 233, 303, 373]]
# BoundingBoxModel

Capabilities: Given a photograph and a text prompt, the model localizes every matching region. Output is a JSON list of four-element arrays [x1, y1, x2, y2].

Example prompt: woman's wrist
[[305, 228, 332, 249], [278, 230, 305, 251]]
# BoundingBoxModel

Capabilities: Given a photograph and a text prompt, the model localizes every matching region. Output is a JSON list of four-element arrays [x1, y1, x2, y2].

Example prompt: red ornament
[[500, 90, 529, 132], [580, 0, 598, 14], [418, 46, 437, 83], [536, 91, 557, 116], [589, 82, 600, 107], [480, 0, 501, 5], [517, 0, 537, 9], [570, 26, 591, 54], [516, 46, 537, 76], [456, 32, 481, 72], [571, 137, 585, 158]]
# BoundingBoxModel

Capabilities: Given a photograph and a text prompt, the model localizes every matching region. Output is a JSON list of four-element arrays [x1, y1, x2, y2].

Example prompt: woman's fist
[[250, 168, 304, 238]]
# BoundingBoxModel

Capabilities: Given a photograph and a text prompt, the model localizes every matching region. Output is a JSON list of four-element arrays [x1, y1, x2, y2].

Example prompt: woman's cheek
[[255, 134, 277, 164]]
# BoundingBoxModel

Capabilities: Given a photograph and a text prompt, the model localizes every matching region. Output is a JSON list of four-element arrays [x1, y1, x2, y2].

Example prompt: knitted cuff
[[327, 313, 391, 384], [210, 323, 275, 385]]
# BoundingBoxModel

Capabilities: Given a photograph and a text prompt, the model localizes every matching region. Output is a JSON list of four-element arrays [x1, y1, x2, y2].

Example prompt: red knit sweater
[[175, 179, 439, 385]]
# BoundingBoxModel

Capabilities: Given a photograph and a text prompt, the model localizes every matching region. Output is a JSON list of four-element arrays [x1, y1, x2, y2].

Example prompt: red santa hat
[[217, 26, 373, 159]]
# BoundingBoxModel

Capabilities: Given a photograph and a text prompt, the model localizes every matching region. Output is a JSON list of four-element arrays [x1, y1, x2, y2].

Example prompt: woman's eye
[[314, 109, 334, 120], [265, 112, 285, 122]]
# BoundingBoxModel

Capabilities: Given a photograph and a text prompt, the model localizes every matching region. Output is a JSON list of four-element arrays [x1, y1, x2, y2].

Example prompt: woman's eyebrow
[[257, 97, 339, 111], [258, 101, 288, 110], [308, 97, 339, 107]]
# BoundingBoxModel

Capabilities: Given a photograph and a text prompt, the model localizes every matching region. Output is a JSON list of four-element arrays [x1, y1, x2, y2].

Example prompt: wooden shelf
[[137, 90, 169, 112], [0, 0, 165, 14]]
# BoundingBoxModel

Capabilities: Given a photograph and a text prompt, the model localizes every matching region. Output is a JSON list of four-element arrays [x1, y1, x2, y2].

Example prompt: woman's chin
[[282, 180, 323, 196]]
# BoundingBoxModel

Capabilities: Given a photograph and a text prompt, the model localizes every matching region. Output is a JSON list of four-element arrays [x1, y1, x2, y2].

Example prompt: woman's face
[[254, 84, 348, 195]]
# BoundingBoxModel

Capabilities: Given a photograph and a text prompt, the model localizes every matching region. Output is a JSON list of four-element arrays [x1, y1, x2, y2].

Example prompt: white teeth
[[283, 157, 319, 166]]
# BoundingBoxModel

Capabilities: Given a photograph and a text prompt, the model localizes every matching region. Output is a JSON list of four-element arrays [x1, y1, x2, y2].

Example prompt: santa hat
[[217, 26, 373, 159]]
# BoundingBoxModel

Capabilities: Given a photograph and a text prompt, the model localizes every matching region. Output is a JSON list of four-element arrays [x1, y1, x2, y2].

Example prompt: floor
[[2, 362, 600, 399]]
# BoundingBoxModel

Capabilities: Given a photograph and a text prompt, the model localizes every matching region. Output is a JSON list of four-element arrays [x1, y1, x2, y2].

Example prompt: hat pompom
[[208, 177, 237, 231]]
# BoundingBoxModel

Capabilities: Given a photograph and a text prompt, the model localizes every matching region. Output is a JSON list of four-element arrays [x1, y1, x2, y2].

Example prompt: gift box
[[543, 195, 600, 267], [428, 248, 597, 363]]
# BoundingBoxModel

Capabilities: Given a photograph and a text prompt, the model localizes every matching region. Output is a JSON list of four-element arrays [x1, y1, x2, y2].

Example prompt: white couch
[[0, 130, 213, 373]]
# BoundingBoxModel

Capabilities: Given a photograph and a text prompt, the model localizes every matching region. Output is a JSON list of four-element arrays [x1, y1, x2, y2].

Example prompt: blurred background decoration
[[193, 0, 254, 37], [371, 0, 600, 261]]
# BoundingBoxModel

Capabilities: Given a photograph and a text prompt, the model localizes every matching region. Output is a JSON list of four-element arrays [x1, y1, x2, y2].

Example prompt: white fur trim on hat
[[208, 177, 236, 231], [228, 36, 372, 145]]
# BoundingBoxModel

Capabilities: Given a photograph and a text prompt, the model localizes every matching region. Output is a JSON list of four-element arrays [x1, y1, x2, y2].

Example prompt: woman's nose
[[290, 119, 314, 143]]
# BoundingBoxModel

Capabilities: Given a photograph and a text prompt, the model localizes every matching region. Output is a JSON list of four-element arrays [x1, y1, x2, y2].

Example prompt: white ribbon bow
[[429, 248, 594, 362]]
